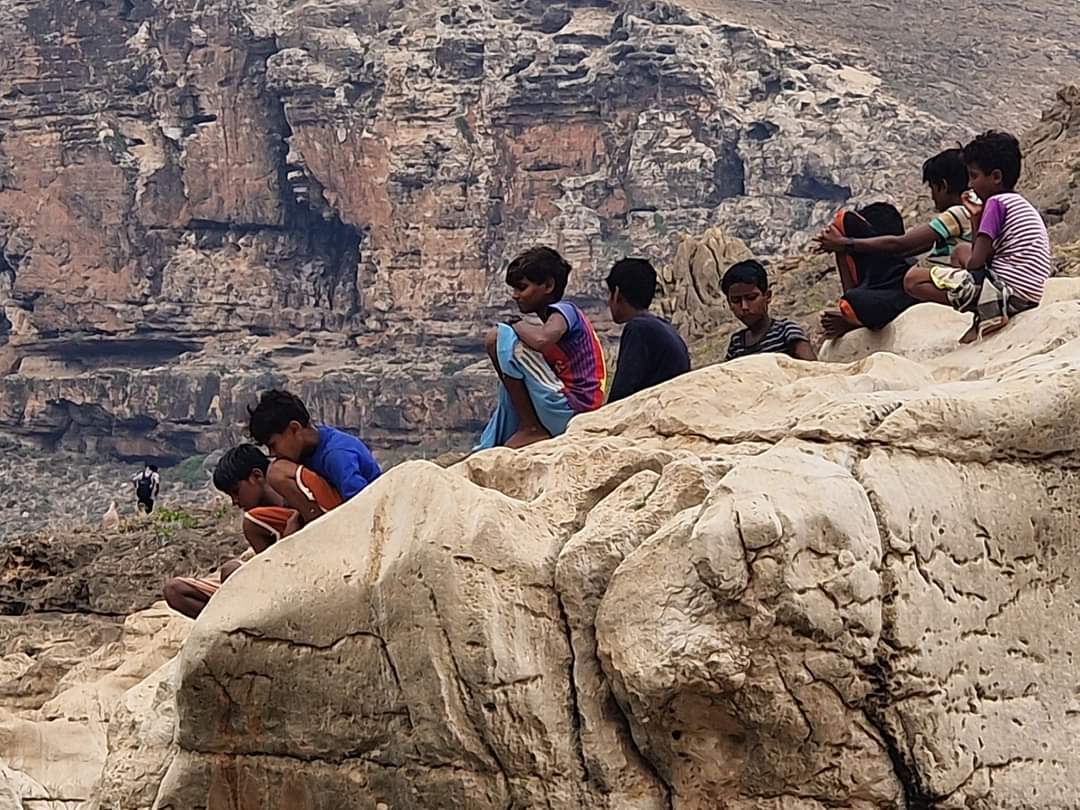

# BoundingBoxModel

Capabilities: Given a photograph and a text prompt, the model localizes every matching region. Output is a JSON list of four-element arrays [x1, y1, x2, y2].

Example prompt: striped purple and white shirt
[[978, 192, 1052, 303]]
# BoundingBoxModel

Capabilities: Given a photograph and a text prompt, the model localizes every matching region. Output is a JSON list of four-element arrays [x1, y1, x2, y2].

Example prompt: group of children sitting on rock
[[164, 129, 1053, 619], [816, 129, 1051, 342]]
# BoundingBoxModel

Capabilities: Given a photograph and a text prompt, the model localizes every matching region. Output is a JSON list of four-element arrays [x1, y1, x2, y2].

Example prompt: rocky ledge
[[5, 279, 1080, 808]]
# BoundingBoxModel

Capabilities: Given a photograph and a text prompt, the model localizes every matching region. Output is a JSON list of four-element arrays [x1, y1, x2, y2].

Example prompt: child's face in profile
[[227, 472, 265, 511], [929, 180, 951, 212], [264, 421, 306, 463], [967, 163, 1003, 202], [726, 282, 771, 328], [510, 277, 554, 315]]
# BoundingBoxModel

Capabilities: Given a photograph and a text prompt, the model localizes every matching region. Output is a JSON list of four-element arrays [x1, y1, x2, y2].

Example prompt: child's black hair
[[721, 260, 769, 295], [505, 247, 571, 301], [922, 148, 968, 195], [606, 258, 657, 309], [248, 390, 311, 445], [212, 444, 271, 492], [858, 202, 905, 237], [963, 131, 1022, 191]]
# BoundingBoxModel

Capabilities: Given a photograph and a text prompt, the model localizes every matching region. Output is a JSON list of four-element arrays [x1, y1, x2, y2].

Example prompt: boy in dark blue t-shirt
[[605, 258, 690, 402], [247, 389, 382, 525]]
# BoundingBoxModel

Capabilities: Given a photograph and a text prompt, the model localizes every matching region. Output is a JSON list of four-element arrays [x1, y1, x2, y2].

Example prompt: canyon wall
[[0, 0, 956, 461]]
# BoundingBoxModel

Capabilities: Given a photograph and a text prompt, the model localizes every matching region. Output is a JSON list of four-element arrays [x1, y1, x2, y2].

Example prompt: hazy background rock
[[0, 0, 965, 476]]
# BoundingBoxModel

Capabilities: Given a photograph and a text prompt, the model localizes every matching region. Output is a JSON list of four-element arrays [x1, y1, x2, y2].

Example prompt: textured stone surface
[[0, 606, 189, 808], [1024, 85, 1080, 250], [680, 0, 1080, 130], [0, 0, 958, 464], [95, 277, 1080, 809], [91, 658, 180, 810], [0, 509, 228, 806]]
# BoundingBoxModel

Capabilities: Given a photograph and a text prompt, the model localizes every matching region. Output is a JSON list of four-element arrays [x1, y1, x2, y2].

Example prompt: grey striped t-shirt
[[725, 319, 808, 361]]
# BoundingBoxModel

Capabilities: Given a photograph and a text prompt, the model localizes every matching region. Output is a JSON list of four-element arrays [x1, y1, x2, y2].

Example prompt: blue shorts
[[475, 323, 575, 450]]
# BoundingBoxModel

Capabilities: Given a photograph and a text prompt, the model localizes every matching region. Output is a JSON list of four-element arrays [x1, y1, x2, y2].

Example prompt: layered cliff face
[[0, 0, 957, 462], [1024, 85, 1080, 252]]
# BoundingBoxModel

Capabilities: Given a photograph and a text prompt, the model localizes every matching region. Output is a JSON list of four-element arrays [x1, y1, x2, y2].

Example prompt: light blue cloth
[[475, 323, 574, 450]]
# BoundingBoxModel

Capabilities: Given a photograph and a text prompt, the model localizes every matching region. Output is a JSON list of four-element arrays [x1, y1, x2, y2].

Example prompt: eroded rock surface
[[98, 284, 1080, 809], [0, 606, 190, 809], [0, 506, 238, 808]]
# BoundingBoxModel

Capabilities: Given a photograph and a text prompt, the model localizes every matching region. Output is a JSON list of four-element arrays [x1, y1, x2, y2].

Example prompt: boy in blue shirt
[[247, 389, 382, 523]]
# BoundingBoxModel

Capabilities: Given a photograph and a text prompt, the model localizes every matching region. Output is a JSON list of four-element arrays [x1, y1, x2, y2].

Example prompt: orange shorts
[[243, 467, 339, 540], [170, 468, 341, 604], [243, 505, 296, 541], [291, 465, 343, 512]]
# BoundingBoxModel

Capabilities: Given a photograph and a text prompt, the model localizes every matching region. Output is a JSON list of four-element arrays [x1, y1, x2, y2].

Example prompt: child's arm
[[964, 196, 1003, 271], [513, 312, 569, 352], [785, 322, 816, 361], [817, 224, 937, 257], [282, 511, 302, 538], [266, 460, 325, 523], [791, 340, 817, 361]]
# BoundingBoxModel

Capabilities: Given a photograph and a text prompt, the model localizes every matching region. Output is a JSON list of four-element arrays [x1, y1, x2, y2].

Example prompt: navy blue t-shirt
[[306, 426, 382, 501], [608, 313, 691, 403]]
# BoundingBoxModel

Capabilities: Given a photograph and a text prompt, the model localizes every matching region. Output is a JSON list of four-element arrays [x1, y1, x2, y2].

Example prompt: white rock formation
[[9, 284, 1080, 808], [93, 280, 1080, 809], [0, 607, 189, 810]]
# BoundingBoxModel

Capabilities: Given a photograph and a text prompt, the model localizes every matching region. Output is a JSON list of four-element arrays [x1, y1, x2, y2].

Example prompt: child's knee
[[902, 267, 920, 296], [163, 578, 183, 607], [220, 559, 243, 582], [267, 459, 297, 492]]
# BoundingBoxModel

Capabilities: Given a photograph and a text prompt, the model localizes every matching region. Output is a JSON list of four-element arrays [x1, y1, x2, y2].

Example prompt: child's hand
[[961, 190, 983, 218], [814, 225, 848, 254]]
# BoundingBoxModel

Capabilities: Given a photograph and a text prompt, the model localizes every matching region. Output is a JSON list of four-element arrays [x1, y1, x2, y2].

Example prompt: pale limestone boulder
[[0, 713, 105, 804], [0, 766, 59, 810], [596, 446, 900, 808], [658, 227, 754, 342], [90, 658, 179, 810], [821, 277, 1080, 368], [0, 607, 189, 809], [125, 304, 1080, 808], [158, 447, 675, 810]]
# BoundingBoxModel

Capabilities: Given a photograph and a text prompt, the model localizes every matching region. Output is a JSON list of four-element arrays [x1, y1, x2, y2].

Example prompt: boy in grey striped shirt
[[723, 260, 817, 362]]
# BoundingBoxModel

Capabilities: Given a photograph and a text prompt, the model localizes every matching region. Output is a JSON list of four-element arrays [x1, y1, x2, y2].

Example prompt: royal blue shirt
[[306, 426, 382, 501]]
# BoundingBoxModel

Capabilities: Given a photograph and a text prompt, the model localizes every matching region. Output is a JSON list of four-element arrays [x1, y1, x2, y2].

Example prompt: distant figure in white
[[132, 464, 160, 514], [102, 500, 120, 531]]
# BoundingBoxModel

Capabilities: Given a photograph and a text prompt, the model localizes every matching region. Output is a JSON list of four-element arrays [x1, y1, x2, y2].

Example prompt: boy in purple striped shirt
[[902, 131, 1051, 342]]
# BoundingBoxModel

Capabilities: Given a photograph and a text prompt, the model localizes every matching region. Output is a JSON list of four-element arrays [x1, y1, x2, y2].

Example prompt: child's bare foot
[[820, 309, 859, 339], [506, 426, 551, 449]]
